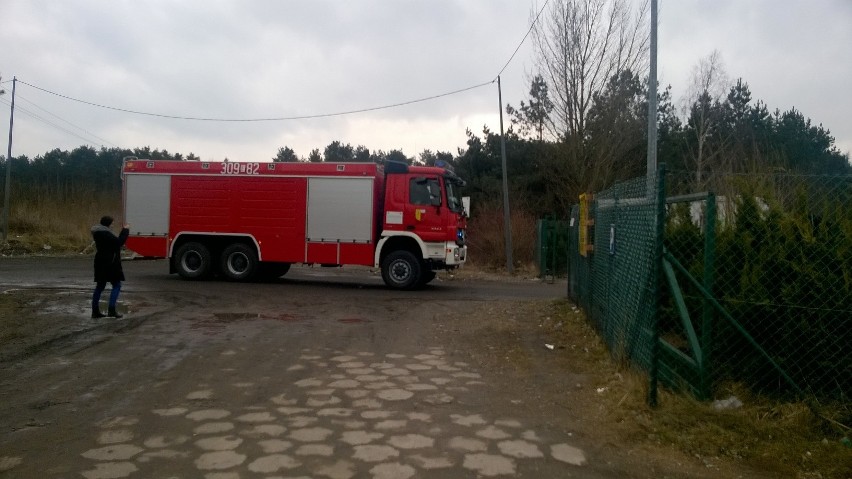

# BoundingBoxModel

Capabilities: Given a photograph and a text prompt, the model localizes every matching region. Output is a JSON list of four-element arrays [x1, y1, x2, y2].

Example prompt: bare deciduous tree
[[531, 0, 650, 141], [682, 50, 730, 189], [682, 51, 729, 109]]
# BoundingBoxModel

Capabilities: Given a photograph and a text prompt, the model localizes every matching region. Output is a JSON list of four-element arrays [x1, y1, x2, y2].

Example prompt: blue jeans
[[92, 281, 121, 311]]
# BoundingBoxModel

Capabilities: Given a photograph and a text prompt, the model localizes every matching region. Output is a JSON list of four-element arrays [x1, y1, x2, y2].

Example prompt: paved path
[[0, 257, 606, 478], [73, 347, 586, 478]]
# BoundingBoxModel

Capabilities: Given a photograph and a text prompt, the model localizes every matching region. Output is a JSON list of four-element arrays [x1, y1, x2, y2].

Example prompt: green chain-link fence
[[567, 171, 664, 387], [662, 173, 851, 404], [569, 169, 851, 422]]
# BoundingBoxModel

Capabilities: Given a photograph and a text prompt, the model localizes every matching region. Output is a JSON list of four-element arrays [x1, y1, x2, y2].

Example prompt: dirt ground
[[0, 256, 847, 478]]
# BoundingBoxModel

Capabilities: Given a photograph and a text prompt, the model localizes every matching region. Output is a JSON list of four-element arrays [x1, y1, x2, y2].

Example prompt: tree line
[[456, 69, 850, 218]]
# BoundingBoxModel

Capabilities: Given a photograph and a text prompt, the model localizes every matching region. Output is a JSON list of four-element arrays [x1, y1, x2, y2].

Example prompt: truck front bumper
[[425, 241, 467, 268], [448, 244, 467, 265]]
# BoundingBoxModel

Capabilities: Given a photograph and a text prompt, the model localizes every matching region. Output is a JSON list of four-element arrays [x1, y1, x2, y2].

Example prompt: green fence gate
[[536, 218, 569, 281]]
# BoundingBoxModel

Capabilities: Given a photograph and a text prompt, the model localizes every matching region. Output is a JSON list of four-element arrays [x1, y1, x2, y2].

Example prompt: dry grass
[[2, 190, 120, 255], [540, 300, 852, 479]]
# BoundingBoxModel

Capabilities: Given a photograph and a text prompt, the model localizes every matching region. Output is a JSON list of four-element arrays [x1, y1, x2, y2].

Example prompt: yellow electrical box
[[579, 193, 594, 256]]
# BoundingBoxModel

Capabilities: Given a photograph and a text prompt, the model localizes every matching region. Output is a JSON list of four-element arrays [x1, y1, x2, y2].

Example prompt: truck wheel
[[174, 242, 212, 279], [221, 243, 258, 281], [381, 250, 422, 290]]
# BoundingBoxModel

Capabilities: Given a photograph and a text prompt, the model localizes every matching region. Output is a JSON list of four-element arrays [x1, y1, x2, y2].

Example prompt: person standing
[[91, 216, 130, 319]]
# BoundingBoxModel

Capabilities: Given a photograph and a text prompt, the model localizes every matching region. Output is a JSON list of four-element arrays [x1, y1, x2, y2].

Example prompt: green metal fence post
[[536, 219, 544, 277], [648, 164, 666, 407], [550, 221, 557, 282], [699, 192, 716, 400]]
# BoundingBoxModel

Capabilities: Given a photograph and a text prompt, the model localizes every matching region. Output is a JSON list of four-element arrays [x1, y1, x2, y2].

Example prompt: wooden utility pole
[[498, 76, 514, 273], [646, 0, 658, 180], [2, 76, 15, 242]]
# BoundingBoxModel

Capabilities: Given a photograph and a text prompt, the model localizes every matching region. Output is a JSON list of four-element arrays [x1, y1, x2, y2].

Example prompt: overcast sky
[[1, 0, 850, 163]]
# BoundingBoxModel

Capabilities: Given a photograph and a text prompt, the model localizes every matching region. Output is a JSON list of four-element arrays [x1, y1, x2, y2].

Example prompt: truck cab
[[376, 161, 467, 289]]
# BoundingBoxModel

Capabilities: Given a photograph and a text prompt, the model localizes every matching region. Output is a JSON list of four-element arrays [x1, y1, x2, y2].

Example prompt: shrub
[[466, 200, 538, 271], [663, 178, 852, 401]]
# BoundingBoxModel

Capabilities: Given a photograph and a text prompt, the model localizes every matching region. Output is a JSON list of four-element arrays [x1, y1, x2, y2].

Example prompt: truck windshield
[[445, 180, 463, 214]]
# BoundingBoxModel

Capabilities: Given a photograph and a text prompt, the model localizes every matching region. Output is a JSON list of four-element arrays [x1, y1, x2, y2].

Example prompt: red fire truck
[[121, 159, 468, 289]]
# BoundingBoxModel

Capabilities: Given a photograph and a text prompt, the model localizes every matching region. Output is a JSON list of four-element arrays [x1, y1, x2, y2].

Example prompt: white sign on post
[[609, 225, 616, 255]]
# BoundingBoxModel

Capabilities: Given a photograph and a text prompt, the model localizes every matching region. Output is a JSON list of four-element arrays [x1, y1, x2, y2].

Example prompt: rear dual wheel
[[174, 241, 260, 282], [221, 243, 258, 281], [174, 242, 212, 279]]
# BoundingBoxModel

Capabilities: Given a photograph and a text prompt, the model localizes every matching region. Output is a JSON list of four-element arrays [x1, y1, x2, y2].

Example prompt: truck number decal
[[220, 162, 260, 175]]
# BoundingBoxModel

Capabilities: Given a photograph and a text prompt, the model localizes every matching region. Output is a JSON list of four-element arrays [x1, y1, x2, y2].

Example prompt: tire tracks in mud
[[1, 315, 150, 364], [0, 287, 199, 366]]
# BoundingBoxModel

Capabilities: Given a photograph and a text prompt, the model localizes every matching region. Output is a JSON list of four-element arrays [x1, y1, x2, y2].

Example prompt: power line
[[1, 100, 101, 147], [18, 79, 494, 122], [9, 5, 546, 126], [0, 97, 108, 148], [495, 0, 549, 80], [15, 95, 119, 147]]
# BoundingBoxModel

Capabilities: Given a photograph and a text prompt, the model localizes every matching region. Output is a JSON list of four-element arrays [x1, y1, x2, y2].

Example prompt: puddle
[[12, 290, 133, 318]]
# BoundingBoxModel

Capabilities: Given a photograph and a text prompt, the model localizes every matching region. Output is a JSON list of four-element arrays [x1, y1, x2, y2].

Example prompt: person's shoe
[[107, 308, 123, 319], [92, 310, 106, 319]]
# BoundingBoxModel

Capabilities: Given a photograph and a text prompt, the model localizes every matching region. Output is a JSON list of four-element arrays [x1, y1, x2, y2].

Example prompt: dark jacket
[[92, 224, 129, 283]]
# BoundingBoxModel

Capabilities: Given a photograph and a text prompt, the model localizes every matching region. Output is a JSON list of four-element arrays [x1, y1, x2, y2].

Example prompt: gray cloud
[[1, 0, 849, 161]]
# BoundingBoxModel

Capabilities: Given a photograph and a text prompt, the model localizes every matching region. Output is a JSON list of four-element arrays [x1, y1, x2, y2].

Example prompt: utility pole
[[497, 76, 514, 273], [646, 0, 658, 180], [2, 76, 15, 242], [646, 0, 660, 408]]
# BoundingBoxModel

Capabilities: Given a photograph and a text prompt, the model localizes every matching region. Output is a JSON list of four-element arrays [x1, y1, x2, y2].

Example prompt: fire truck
[[121, 158, 468, 289]]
